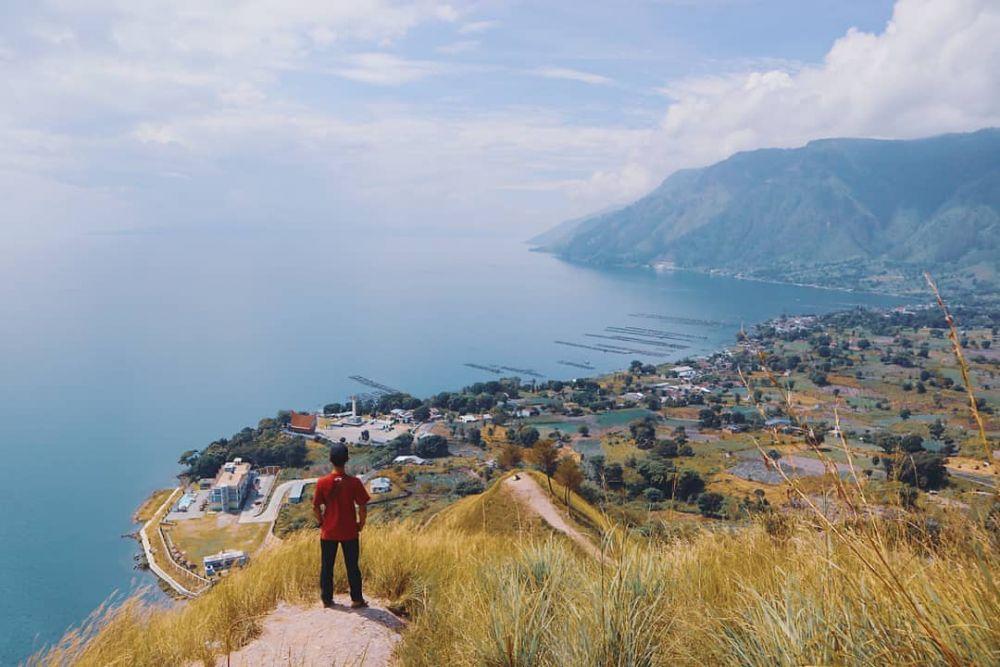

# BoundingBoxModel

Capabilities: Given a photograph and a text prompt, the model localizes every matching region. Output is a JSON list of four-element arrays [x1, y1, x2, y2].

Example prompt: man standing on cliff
[[313, 443, 370, 609]]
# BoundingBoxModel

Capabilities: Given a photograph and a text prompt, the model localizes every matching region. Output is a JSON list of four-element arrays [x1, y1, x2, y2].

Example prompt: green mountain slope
[[536, 129, 1000, 293]]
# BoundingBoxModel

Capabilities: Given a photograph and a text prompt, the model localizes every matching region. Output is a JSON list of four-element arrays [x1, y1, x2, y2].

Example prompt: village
[[135, 303, 998, 597]]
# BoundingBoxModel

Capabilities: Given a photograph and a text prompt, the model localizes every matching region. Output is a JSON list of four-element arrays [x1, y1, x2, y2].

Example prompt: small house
[[370, 477, 392, 494], [204, 550, 248, 576], [288, 411, 317, 435]]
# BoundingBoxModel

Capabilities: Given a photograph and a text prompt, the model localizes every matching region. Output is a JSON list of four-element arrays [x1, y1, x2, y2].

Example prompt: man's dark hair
[[329, 443, 349, 467]]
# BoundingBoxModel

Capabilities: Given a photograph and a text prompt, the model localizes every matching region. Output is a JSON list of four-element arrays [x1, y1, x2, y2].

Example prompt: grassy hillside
[[536, 129, 1000, 294], [34, 473, 1000, 666]]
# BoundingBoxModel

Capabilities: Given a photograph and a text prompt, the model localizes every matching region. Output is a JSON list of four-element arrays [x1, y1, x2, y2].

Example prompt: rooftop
[[215, 461, 252, 489]]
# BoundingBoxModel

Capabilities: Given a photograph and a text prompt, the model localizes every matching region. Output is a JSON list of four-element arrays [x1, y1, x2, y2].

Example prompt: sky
[[0, 0, 998, 240]]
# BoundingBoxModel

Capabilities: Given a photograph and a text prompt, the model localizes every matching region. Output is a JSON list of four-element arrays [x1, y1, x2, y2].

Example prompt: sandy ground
[[504, 474, 603, 560], [216, 601, 404, 667]]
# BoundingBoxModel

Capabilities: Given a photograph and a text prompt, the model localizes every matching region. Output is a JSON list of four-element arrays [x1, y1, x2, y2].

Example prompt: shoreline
[[530, 245, 925, 299]]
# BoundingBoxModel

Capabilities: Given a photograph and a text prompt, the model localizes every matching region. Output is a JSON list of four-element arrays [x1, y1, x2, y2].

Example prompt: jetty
[[584, 333, 689, 350], [558, 360, 594, 370], [348, 375, 402, 395], [554, 340, 669, 357], [628, 313, 729, 327], [464, 363, 502, 374], [606, 325, 707, 341], [499, 365, 545, 378]]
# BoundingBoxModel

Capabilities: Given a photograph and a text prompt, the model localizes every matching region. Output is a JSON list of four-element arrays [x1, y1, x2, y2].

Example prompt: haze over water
[[0, 230, 903, 663]]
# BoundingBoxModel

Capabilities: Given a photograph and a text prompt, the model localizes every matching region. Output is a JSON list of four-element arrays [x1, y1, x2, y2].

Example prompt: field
[[165, 515, 270, 573]]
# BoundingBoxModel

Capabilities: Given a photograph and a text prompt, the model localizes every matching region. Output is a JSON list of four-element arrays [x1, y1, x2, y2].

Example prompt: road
[[138, 487, 207, 597], [239, 478, 317, 524], [504, 474, 604, 561], [947, 468, 997, 490]]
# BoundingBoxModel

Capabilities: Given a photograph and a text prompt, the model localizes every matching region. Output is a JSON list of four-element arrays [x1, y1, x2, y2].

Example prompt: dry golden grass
[[132, 488, 175, 523], [35, 478, 1000, 667]]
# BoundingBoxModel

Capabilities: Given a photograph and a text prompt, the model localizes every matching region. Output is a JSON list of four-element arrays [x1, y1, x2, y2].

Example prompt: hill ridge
[[535, 128, 1000, 294]]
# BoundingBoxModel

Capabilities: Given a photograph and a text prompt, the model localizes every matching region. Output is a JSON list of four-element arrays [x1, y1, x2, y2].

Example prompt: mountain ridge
[[534, 128, 1000, 294]]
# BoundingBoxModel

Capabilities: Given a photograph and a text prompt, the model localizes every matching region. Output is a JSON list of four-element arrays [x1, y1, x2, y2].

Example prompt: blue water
[[0, 230, 903, 663]]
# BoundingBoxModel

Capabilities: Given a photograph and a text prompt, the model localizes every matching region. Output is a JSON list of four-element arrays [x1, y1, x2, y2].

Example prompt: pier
[[464, 363, 502, 374], [605, 325, 707, 341], [628, 313, 729, 327], [584, 333, 689, 350], [554, 340, 669, 357], [558, 360, 594, 370], [348, 375, 403, 395]]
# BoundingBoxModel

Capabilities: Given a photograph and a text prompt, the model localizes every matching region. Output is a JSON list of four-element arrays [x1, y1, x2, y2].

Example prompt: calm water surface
[[0, 230, 903, 663]]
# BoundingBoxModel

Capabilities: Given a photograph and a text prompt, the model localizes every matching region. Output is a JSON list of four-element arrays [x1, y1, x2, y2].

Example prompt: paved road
[[139, 487, 208, 597], [239, 478, 317, 524], [948, 468, 997, 490]]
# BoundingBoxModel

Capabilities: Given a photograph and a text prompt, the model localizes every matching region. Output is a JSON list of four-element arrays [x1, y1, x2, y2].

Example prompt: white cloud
[[640, 0, 1000, 178], [532, 67, 612, 85], [330, 53, 449, 85], [0, 0, 997, 239], [458, 20, 498, 34]]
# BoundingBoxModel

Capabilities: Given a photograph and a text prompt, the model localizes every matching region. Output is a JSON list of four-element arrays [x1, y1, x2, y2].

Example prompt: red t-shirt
[[313, 472, 370, 541]]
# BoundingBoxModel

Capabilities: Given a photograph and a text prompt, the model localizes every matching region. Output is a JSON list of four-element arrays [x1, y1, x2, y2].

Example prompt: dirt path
[[216, 600, 404, 667], [504, 475, 603, 560]]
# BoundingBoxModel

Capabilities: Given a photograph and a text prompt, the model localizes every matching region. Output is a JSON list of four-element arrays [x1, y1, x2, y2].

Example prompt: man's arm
[[312, 481, 324, 527], [355, 479, 370, 532]]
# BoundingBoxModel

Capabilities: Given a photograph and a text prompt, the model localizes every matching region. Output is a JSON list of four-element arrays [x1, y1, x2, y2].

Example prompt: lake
[[0, 230, 903, 663]]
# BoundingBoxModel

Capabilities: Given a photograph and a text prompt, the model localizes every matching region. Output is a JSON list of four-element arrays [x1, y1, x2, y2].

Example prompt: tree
[[673, 470, 705, 502], [454, 479, 485, 496], [588, 454, 605, 481], [467, 427, 482, 446], [498, 443, 522, 469], [516, 426, 540, 447], [414, 434, 450, 458], [577, 424, 590, 437], [530, 440, 561, 494], [642, 487, 664, 503], [603, 462, 624, 490], [896, 452, 948, 490], [629, 417, 657, 447], [900, 434, 924, 453], [697, 492, 725, 518], [412, 405, 431, 422], [389, 432, 413, 454], [698, 409, 721, 429], [554, 458, 584, 506], [654, 439, 679, 458], [178, 449, 199, 466]]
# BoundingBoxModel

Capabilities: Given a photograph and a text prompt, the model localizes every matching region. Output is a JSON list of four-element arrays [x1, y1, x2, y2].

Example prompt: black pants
[[320, 538, 363, 603]]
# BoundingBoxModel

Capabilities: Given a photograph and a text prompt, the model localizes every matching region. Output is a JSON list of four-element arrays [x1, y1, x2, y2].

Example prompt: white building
[[204, 549, 248, 576], [672, 365, 698, 380], [370, 477, 392, 494], [393, 455, 429, 465], [208, 459, 253, 512]]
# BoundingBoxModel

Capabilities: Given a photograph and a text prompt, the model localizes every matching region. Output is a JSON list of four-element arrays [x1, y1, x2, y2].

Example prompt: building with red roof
[[288, 411, 317, 435]]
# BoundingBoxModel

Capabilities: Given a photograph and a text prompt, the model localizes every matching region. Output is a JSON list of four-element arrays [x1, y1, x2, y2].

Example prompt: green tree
[[414, 434, 450, 458], [554, 457, 584, 507], [517, 426, 540, 447], [530, 440, 560, 494], [697, 492, 725, 518]]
